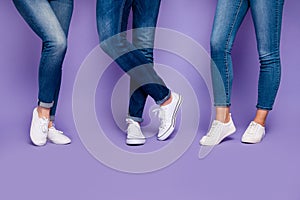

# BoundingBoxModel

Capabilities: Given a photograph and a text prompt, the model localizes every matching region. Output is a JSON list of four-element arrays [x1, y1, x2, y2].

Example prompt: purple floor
[[1, 95, 299, 200], [0, 0, 300, 200]]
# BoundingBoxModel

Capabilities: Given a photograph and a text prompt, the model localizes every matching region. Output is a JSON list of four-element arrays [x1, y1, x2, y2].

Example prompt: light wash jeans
[[13, 0, 73, 120], [211, 0, 284, 110]]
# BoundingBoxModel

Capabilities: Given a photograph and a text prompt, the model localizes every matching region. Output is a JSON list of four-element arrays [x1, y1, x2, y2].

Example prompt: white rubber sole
[[241, 133, 265, 144], [126, 138, 146, 146], [48, 138, 72, 145]]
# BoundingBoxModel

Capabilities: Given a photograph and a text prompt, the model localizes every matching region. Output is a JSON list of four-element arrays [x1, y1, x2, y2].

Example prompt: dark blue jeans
[[13, 0, 73, 121], [97, 0, 170, 122], [210, 0, 284, 110]]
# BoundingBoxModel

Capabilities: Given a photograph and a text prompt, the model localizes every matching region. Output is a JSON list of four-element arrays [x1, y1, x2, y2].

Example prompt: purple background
[[0, 0, 299, 199]]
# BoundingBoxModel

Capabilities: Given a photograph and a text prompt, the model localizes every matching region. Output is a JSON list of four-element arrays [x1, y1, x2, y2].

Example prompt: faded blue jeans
[[13, 0, 73, 121], [97, 0, 170, 122], [210, 0, 284, 110]]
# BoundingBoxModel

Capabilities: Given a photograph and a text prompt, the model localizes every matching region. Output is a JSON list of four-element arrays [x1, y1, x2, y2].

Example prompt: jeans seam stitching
[[224, 0, 244, 105]]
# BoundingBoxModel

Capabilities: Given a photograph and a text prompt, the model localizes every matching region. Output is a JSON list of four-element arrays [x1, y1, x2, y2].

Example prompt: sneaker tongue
[[212, 120, 222, 126], [126, 118, 135, 124], [250, 121, 259, 128], [247, 122, 259, 133], [251, 121, 263, 128]]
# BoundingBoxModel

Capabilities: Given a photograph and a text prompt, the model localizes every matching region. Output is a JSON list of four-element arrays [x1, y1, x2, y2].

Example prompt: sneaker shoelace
[[247, 122, 258, 135], [153, 107, 167, 129], [127, 124, 136, 133], [49, 124, 63, 134], [126, 119, 143, 137], [207, 121, 222, 137], [39, 117, 49, 134]]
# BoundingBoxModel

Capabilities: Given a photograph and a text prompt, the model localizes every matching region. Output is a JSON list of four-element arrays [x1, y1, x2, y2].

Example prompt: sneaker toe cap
[[49, 135, 72, 145], [199, 136, 213, 145], [241, 134, 260, 143]]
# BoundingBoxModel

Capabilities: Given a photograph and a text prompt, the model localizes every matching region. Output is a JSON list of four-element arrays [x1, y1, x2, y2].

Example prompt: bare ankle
[[215, 107, 230, 123], [224, 114, 231, 123], [48, 121, 54, 128], [254, 120, 265, 127], [37, 106, 50, 119], [161, 94, 172, 106], [254, 109, 268, 127]]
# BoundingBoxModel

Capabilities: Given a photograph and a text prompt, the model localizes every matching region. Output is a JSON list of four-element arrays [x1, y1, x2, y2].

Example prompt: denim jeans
[[210, 0, 284, 110], [96, 0, 170, 122], [13, 0, 73, 121]]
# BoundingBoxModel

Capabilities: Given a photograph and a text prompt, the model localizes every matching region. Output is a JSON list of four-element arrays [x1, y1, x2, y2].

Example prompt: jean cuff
[[127, 115, 143, 123], [156, 90, 171, 105], [38, 101, 54, 109], [256, 105, 272, 111], [214, 103, 231, 107], [50, 115, 55, 121]]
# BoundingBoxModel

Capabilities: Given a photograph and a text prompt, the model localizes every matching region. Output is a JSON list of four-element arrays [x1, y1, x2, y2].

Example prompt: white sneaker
[[30, 108, 49, 146], [241, 121, 265, 144], [154, 92, 183, 141], [200, 115, 236, 146], [48, 125, 71, 145], [126, 118, 146, 145]]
